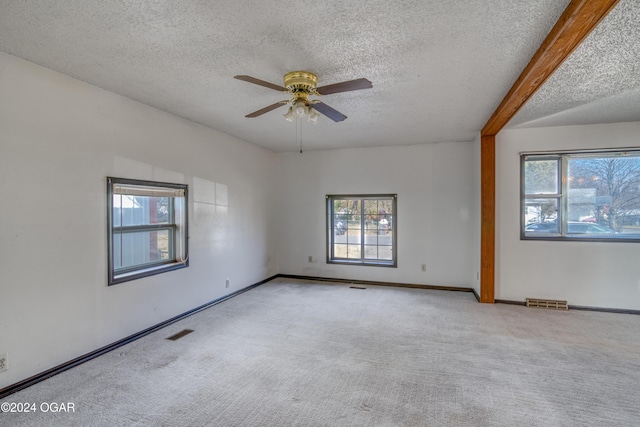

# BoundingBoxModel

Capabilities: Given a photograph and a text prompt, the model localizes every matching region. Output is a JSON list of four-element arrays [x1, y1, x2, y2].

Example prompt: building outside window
[[327, 194, 396, 266], [522, 149, 640, 241], [107, 177, 188, 285]]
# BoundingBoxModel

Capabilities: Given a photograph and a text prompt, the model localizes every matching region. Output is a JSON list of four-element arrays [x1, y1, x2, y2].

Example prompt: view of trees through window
[[568, 157, 640, 231], [523, 152, 640, 239]]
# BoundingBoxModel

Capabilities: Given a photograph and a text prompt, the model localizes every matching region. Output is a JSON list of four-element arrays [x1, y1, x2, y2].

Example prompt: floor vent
[[526, 298, 568, 310], [166, 329, 194, 341], [350, 286, 367, 290]]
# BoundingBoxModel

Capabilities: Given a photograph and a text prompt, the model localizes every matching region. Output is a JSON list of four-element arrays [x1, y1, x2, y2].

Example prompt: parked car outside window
[[525, 221, 614, 234]]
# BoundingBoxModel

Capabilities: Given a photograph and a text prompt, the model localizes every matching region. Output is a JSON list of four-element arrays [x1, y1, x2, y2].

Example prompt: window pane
[[567, 156, 640, 235], [364, 245, 378, 259], [525, 159, 558, 194], [378, 246, 393, 261], [348, 200, 361, 215], [364, 233, 378, 245], [377, 200, 393, 234], [333, 199, 349, 211], [377, 233, 393, 248], [347, 215, 360, 230], [524, 198, 559, 234], [364, 200, 378, 216], [378, 216, 390, 234], [377, 199, 393, 216], [333, 216, 346, 235], [347, 245, 361, 259], [566, 222, 615, 235], [524, 198, 558, 224], [346, 231, 361, 245], [113, 195, 171, 226], [567, 187, 598, 224], [365, 214, 379, 232], [114, 229, 172, 270], [334, 244, 348, 258], [335, 243, 362, 259], [328, 194, 395, 265]]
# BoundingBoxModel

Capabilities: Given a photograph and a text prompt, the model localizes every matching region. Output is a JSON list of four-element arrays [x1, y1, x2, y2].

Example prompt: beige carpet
[[2, 278, 640, 426]]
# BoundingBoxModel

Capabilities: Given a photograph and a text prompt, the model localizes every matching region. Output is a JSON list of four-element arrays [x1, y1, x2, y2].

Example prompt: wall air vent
[[166, 329, 194, 341], [526, 298, 568, 310]]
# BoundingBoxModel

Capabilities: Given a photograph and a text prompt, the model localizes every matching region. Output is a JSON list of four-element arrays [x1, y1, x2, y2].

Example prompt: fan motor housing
[[284, 71, 318, 94]]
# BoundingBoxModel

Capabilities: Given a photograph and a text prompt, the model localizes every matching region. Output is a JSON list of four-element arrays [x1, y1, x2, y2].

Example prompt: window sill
[[327, 259, 396, 268], [522, 234, 640, 243], [110, 260, 188, 286]]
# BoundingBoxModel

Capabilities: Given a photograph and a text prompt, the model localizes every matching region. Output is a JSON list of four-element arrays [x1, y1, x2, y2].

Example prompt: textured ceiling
[[1, 1, 635, 153], [508, 0, 640, 129]]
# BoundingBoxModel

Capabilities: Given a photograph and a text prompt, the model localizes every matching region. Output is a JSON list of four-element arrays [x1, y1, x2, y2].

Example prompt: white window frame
[[521, 149, 640, 242], [107, 177, 189, 285], [326, 194, 397, 267]]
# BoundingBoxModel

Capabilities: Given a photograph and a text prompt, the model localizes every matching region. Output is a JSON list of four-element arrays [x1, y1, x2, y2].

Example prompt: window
[[327, 194, 396, 266], [522, 150, 640, 241], [108, 177, 188, 285]]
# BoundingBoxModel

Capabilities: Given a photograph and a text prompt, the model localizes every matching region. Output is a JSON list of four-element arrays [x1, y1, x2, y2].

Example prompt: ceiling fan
[[234, 71, 372, 122]]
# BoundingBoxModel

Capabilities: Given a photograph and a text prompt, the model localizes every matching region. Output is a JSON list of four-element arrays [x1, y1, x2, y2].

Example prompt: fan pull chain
[[295, 117, 299, 153], [299, 118, 303, 153]]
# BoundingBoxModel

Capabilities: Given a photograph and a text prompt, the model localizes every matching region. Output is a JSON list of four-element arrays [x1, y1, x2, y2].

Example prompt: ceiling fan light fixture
[[284, 107, 295, 122], [294, 100, 307, 117], [308, 109, 319, 123]]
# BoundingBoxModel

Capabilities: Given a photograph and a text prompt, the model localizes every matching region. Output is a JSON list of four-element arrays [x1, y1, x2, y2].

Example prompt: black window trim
[[521, 148, 640, 243], [326, 193, 397, 267], [107, 177, 189, 285]]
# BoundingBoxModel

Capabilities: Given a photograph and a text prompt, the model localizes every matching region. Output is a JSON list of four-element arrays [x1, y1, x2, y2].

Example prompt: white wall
[[0, 53, 278, 388], [276, 143, 475, 287], [496, 122, 640, 310]]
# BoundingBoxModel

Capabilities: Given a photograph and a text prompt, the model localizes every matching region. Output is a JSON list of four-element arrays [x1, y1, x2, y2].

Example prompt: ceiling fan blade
[[245, 101, 288, 118], [316, 78, 372, 95], [311, 102, 347, 122], [234, 75, 287, 92]]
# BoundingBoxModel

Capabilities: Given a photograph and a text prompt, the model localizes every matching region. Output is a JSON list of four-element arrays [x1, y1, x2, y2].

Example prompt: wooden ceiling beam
[[478, 0, 620, 304], [482, 0, 620, 136]]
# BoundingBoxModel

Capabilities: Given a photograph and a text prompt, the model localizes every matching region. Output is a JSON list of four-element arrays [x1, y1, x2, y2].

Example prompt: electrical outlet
[[225, 279, 230, 288], [421, 264, 427, 272], [308, 256, 313, 263], [477, 272, 480, 280], [0, 353, 7, 372]]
